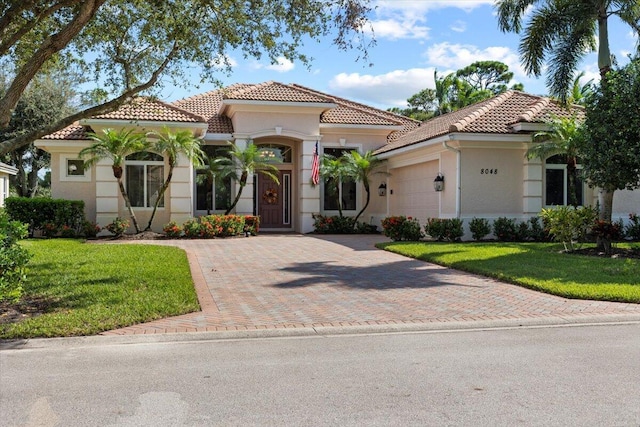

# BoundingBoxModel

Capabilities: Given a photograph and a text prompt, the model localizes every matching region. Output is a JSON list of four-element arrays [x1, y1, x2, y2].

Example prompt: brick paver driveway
[[103, 234, 640, 335]]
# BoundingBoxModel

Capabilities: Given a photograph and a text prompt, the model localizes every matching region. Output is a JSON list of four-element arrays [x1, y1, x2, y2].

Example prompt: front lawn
[[377, 241, 640, 303], [0, 240, 199, 339]]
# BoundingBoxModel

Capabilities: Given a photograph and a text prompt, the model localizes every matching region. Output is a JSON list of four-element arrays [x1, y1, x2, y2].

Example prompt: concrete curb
[[3, 313, 640, 351]]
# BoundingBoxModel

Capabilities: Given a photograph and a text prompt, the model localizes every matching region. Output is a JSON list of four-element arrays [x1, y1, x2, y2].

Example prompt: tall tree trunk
[[112, 165, 140, 233], [145, 166, 173, 231], [225, 172, 247, 215], [353, 181, 370, 225], [566, 157, 578, 207]]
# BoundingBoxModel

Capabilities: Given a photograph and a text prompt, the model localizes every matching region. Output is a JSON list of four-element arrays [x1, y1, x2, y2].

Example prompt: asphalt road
[[2, 323, 640, 426]]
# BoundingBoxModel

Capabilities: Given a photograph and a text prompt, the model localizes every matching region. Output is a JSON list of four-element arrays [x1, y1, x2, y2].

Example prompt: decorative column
[[523, 158, 543, 215], [95, 158, 120, 231], [299, 139, 321, 233], [169, 152, 194, 225]]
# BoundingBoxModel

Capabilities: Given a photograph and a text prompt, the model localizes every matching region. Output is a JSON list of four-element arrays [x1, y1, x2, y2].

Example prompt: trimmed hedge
[[5, 197, 85, 235]]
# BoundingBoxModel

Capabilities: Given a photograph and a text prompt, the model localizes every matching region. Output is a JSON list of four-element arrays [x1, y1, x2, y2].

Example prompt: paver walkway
[[102, 234, 640, 335]]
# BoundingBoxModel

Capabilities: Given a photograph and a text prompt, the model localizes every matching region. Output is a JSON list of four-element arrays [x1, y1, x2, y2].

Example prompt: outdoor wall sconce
[[433, 173, 445, 192], [378, 182, 387, 197]]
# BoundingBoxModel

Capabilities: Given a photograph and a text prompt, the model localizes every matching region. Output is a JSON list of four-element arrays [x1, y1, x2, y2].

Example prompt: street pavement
[[2, 323, 639, 426]]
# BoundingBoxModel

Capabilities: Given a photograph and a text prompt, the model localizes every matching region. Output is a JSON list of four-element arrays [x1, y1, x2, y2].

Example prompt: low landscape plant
[[381, 216, 423, 241], [539, 206, 598, 252], [162, 221, 182, 238], [5, 197, 84, 236], [424, 218, 464, 241], [0, 211, 31, 302], [312, 214, 357, 234], [469, 217, 491, 241], [105, 217, 130, 237], [625, 213, 640, 241], [82, 220, 101, 238]]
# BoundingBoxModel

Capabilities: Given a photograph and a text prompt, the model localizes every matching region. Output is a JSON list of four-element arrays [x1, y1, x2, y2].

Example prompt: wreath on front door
[[263, 188, 278, 204]]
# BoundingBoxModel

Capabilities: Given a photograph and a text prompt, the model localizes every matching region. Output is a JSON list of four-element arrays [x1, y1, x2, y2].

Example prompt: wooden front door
[[257, 170, 291, 228]]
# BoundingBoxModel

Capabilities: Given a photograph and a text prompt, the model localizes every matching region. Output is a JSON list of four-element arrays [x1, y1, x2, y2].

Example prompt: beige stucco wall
[[459, 147, 525, 217], [49, 151, 97, 223], [612, 190, 640, 221], [231, 110, 320, 137], [388, 160, 440, 222]]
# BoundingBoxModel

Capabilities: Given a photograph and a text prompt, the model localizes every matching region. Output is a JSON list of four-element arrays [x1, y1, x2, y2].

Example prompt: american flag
[[311, 141, 320, 185]]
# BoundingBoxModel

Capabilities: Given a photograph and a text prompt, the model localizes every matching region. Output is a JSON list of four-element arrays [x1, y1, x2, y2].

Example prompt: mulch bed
[[571, 246, 640, 259]]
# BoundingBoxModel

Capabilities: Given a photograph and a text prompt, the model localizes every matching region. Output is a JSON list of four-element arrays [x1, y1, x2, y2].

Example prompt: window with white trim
[[545, 155, 584, 206], [60, 155, 91, 182], [323, 148, 356, 212], [126, 152, 164, 208]]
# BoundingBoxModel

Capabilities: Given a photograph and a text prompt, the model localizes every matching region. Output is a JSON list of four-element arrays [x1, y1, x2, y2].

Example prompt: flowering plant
[[82, 220, 101, 238], [60, 224, 77, 238], [105, 217, 129, 237], [162, 221, 182, 238], [381, 216, 423, 241], [42, 222, 58, 238]]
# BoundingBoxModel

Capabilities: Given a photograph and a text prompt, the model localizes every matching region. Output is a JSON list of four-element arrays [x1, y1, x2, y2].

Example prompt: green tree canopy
[[0, 70, 78, 197], [455, 60, 515, 94], [577, 58, 640, 221], [0, 0, 373, 155]]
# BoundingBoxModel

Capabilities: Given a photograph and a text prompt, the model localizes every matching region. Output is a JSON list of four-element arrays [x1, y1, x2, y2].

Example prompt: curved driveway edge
[[100, 234, 640, 336]]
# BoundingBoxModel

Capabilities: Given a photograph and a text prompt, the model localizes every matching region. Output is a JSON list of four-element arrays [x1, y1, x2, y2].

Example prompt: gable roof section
[[173, 90, 234, 134], [223, 81, 334, 103], [41, 123, 92, 140], [91, 97, 206, 123], [376, 91, 584, 154]]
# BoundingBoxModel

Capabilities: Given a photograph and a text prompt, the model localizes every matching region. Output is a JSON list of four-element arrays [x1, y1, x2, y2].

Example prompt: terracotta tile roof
[[223, 81, 335, 103], [92, 97, 207, 123], [376, 91, 584, 154], [41, 123, 92, 140], [291, 83, 420, 137], [173, 90, 234, 134]]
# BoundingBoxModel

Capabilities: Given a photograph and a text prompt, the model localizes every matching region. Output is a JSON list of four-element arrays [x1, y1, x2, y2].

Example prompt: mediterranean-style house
[[35, 82, 639, 236]]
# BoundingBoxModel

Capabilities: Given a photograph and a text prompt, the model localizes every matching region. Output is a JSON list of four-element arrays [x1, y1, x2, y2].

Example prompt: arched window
[[125, 152, 164, 208], [545, 155, 583, 206], [256, 144, 292, 163]]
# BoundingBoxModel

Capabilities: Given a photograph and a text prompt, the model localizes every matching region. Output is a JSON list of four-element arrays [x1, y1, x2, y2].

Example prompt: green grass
[[1, 240, 199, 339], [377, 241, 640, 303]]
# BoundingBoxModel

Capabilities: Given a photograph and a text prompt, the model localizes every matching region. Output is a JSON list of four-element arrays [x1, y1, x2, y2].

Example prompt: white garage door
[[389, 161, 439, 221]]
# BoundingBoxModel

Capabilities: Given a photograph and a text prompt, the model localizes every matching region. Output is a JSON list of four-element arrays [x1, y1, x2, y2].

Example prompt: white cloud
[[329, 68, 437, 108], [371, 18, 430, 40], [252, 56, 295, 73], [375, 0, 493, 14], [450, 20, 466, 33], [424, 42, 524, 77]]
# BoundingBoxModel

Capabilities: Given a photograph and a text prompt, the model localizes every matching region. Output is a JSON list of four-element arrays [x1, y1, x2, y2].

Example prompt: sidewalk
[[102, 234, 640, 336]]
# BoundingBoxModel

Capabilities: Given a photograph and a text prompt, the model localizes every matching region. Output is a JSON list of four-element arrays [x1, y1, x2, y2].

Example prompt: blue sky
[[161, 0, 638, 110]]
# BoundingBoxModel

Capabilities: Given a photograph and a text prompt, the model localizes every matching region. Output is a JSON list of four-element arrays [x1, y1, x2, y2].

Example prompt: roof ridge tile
[[449, 90, 514, 132], [518, 96, 551, 122]]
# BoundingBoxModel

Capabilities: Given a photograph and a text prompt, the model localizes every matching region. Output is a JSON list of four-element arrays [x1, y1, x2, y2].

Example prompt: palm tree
[[79, 128, 148, 233], [145, 127, 205, 231], [496, 0, 639, 103], [526, 116, 582, 206], [496, 0, 640, 222], [343, 150, 386, 224], [197, 154, 235, 215], [319, 154, 352, 218], [224, 141, 280, 215], [568, 71, 594, 106]]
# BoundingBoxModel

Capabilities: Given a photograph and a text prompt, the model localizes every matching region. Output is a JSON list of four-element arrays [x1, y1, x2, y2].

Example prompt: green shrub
[[105, 217, 130, 237], [469, 217, 491, 241], [492, 217, 518, 241], [82, 220, 101, 238], [381, 216, 423, 241], [539, 206, 598, 252], [424, 218, 464, 242], [162, 221, 182, 238], [244, 216, 260, 235], [528, 216, 547, 242], [5, 197, 84, 235], [59, 225, 77, 238], [312, 214, 356, 234], [182, 218, 201, 238], [515, 221, 530, 242], [0, 211, 31, 302], [625, 213, 640, 241], [201, 214, 246, 237]]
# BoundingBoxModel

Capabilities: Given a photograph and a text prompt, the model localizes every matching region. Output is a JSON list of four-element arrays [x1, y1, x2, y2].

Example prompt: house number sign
[[480, 168, 498, 175]]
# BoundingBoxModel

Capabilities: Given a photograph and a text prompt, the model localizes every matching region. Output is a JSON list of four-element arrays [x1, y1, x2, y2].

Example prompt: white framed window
[[125, 152, 165, 208], [322, 147, 357, 212], [60, 155, 91, 182], [545, 155, 584, 206]]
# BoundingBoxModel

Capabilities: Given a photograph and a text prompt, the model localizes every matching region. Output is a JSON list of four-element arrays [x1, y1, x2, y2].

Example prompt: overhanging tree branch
[[0, 42, 179, 156]]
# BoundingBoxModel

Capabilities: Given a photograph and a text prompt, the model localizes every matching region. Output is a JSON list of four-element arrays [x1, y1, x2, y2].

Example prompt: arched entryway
[[254, 142, 295, 230]]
